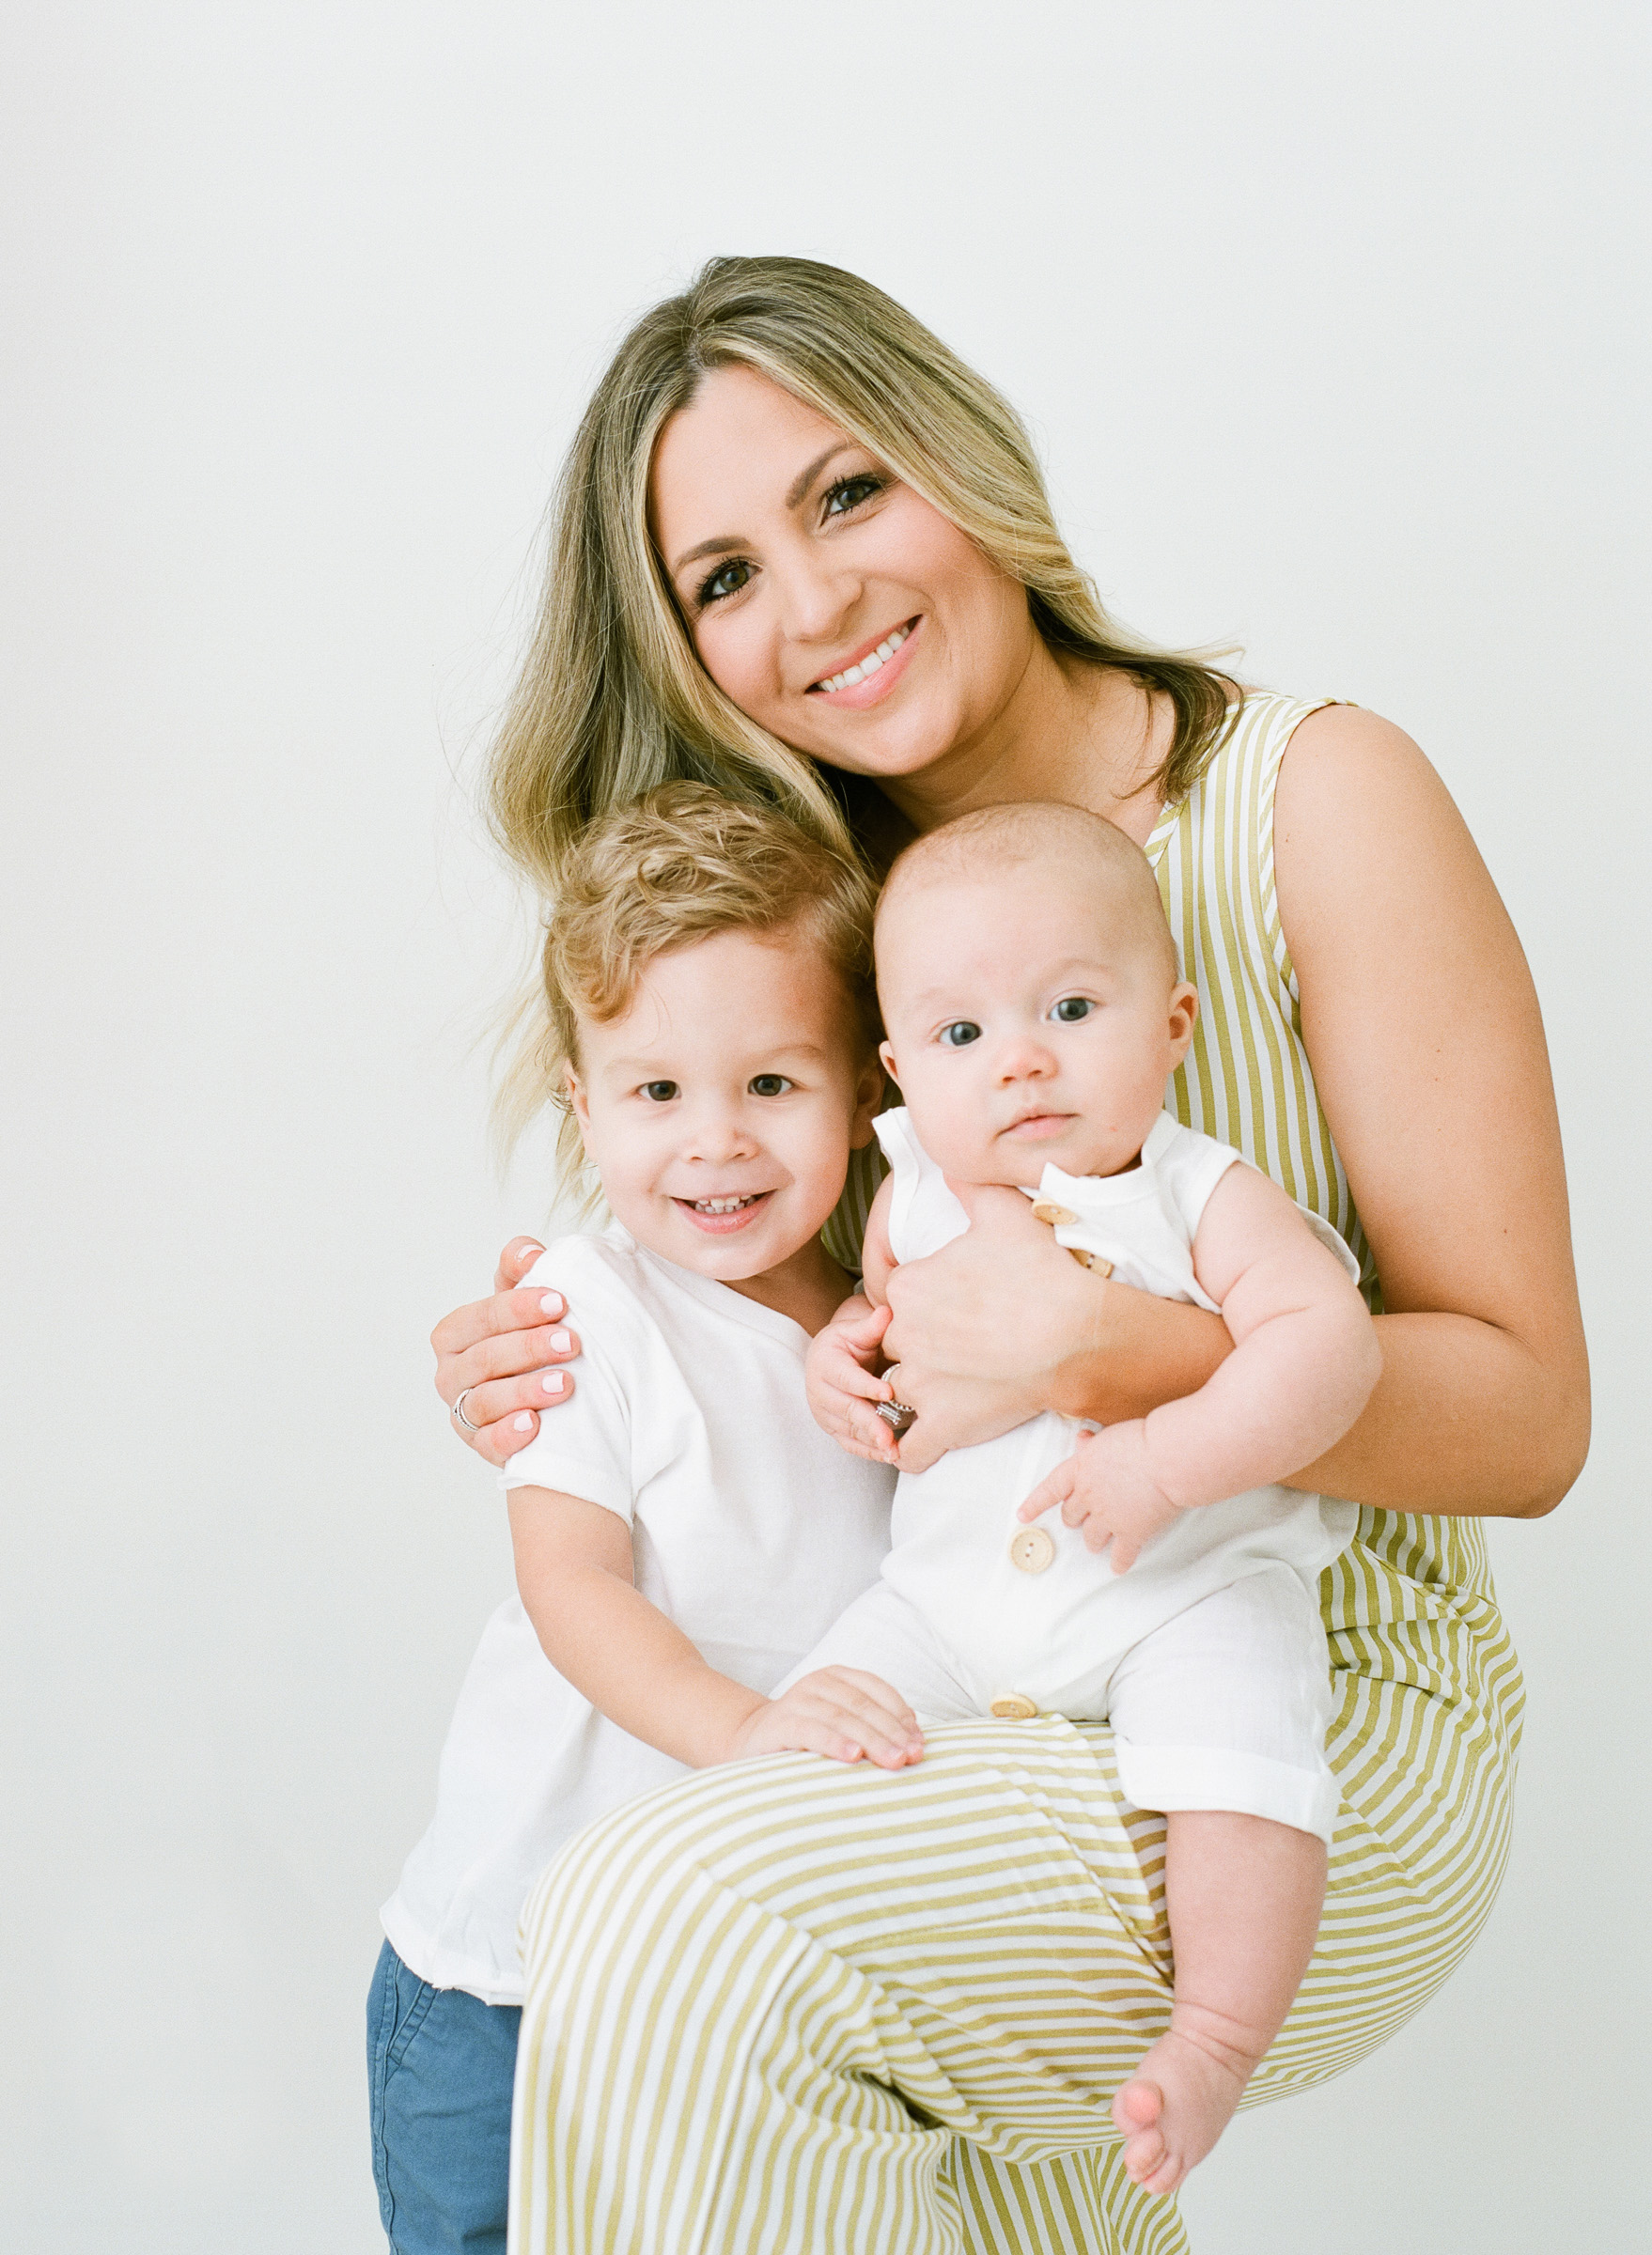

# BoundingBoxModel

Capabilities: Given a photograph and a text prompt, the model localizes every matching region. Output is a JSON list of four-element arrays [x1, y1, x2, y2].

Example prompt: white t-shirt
[[381, 1227, 894, 2006]]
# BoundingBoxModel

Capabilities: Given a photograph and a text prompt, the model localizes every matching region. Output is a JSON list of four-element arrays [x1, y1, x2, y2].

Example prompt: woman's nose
[[772, 548, 863, 647]]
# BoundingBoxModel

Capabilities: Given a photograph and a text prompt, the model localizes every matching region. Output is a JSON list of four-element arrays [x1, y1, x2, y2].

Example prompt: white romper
[[784, 1107, 1362, 1840]]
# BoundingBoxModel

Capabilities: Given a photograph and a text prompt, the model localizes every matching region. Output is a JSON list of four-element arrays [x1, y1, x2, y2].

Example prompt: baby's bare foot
[[1111, 2018, 1255, 2198]]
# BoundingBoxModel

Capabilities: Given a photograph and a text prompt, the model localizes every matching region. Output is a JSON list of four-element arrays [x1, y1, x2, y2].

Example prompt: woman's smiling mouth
[[808, 617, 920, 701]]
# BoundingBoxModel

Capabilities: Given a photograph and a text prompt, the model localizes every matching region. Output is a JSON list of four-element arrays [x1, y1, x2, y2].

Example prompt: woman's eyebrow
[[784, 441, 854, 509], [668, 443, 858, 578]]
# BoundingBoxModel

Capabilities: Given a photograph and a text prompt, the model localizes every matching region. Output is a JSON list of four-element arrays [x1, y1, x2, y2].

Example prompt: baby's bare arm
[[859, 1176, 897, 1306], [507, 1486, 920, 1768], [1145, 1166, 1380, 1504]]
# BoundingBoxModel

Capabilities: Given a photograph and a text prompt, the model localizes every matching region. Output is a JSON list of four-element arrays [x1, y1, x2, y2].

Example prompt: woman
[[433, 257, 1586, 2253]]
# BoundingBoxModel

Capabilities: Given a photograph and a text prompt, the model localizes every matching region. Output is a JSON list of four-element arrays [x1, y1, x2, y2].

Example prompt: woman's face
[[650, 365, 1038, 784]]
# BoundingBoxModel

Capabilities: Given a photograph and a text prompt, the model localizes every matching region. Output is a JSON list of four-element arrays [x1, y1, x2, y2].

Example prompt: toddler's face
[[569, 925, 881, 1285], [876, 863, 1196, 1186]]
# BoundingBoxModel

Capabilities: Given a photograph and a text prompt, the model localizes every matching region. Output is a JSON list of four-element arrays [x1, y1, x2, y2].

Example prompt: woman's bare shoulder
[[1273, 703, 1492, 941]]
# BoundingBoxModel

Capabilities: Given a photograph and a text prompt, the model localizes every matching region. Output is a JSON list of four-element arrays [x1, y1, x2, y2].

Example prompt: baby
[[795, 800, 1381, 2197]]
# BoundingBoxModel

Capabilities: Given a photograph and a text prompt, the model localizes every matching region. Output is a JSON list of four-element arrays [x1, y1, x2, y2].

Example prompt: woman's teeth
[[815, 623, 910, 693], [691, 1194, 763, 1214]]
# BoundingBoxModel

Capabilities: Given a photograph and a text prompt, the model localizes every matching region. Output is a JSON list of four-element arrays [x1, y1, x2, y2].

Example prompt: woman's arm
[[507, 1487, 923, 1768], [1269, 705, 1588, 1517], [881, 712, 1587, 1517]]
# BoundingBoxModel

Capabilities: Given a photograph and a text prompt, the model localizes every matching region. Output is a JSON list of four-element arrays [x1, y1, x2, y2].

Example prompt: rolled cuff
[[1114, 1734, 1340, 1843]]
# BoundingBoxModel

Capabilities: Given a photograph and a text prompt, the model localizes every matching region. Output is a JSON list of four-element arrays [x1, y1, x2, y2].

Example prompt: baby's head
[[545, 784, 883, 1283], [874, 802, 1197, 1186]]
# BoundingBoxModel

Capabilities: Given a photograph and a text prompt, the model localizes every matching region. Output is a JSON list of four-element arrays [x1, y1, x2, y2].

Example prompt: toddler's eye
[[640, 1081, 679, 1102], [1051, 997, 1093, 1023], [749, 1074, 793, 1096], [939, 1020, 982, 1049]]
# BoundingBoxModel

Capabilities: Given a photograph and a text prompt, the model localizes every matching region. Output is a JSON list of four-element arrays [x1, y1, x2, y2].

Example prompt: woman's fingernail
[[512, 1413, 535, 1431], [539, 1292, 564, 1316], [548, 1330, 571, 1354], [542, 1372, 566, 1396]]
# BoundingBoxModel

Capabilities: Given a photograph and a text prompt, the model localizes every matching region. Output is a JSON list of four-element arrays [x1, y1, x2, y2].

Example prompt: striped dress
[[508, 692, 1523, 2255]]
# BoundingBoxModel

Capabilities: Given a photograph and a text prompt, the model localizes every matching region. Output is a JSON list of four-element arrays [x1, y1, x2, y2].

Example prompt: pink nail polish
[[539, 1293, 564, 1316], [542, 1372, 566, 1396], [548, 1330, 571, 1354], [512, 1413, 535, 1431]]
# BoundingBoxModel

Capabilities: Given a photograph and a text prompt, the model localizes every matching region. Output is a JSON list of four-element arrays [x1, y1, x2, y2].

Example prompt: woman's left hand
[[881, 1185, 1234, 1472]]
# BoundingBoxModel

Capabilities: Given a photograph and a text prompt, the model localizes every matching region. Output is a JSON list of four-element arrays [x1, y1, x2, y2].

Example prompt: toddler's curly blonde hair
[[535, 783, 880, 1200]]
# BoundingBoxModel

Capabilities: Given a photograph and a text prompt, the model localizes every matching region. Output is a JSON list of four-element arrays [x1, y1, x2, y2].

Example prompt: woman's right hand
[[431, 1237, 584, 1466]]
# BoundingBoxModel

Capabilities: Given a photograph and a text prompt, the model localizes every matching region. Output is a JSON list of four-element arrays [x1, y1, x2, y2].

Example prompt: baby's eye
[[698, 558, 754, 605], [640, 1081, 679, 1102], [1050, 997, 1094, 1024], [749, 1074, 793, 1097], [939, 1020, 982, 1049]]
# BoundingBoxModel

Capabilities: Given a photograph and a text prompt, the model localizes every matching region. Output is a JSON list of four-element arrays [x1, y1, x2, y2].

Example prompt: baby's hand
[[804, 1299, 901, 1465], [721, 1669, 924, 1770], [1017, 1423, 1183, 1573]]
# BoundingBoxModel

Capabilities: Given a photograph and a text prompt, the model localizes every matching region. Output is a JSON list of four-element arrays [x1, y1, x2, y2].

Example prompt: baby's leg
[[1102, 1568, 1337, 2195], [772, 1581, 977, 1725], [1113, 1809, 1326, 2195]]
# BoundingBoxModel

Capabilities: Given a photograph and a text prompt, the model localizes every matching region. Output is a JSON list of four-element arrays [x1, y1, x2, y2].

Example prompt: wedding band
[[875, 1399, 917, 1435], [452, 1388, 482, 1433]]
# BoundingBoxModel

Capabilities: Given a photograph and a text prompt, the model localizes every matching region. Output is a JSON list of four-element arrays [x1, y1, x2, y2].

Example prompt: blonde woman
[[431, 258, 1585, 2254]]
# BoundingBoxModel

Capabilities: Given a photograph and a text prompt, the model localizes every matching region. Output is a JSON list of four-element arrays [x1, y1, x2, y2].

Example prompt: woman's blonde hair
[[533, 782, 879, 1200], [489, 254, 1237, 899]]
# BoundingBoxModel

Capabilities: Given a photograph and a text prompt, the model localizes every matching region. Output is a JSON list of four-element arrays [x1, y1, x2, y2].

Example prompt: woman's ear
[[1167, 982, 1199, 1065]]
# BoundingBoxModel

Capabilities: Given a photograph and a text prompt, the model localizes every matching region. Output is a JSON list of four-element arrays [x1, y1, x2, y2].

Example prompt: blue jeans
[[366, 1939, 522, 2254]]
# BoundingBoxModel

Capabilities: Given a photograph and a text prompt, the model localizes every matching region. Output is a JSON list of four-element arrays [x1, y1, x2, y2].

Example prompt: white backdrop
[[4, 5, 1647, 2249]]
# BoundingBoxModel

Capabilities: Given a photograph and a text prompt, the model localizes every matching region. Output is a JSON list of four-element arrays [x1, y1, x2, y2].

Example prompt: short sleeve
[[495, 1241, 639, 1525]]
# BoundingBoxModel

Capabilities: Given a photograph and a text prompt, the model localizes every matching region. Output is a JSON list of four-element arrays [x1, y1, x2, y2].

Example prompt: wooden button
[[1068, 1248, 1113, 1275], [1031, 1200, 1080, 1226], [990, 1691, 1039, 1719], [1008, 1525, 1056, 1574]]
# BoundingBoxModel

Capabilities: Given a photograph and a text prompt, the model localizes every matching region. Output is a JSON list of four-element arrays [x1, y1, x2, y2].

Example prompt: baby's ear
[[849, 1053, 887, 1148], [878, 1038, 899, 1084], [1167, 982, 1199, 1060]]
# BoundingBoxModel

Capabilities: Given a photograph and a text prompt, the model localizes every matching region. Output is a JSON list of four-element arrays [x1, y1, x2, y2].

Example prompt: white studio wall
[[3, 4, 1646, 2248]]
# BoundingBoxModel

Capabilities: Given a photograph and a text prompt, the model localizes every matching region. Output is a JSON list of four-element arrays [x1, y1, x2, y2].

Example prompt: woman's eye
[[939, 1021, 982, 1049], [640, 1081, 679, 1102], [749, 1074, 793, 1097], [698, 558, 754, 605], [1051, 997, 1094, 1023], [822, 474, 883, 519]]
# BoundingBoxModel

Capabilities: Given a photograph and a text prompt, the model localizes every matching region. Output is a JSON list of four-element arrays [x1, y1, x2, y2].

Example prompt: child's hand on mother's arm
[[431, 1237, 586, 1466], [805, 1297, 901, 1465]]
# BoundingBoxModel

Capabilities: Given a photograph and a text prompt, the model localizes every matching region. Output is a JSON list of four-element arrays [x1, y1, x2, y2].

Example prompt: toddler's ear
[[878, 1038, 900, 1084], [566, 1065, 593, 1138]]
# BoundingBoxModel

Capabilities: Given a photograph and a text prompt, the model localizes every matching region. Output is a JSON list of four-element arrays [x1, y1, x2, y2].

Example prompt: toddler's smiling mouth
[[673, 1190, 775, 1234]]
